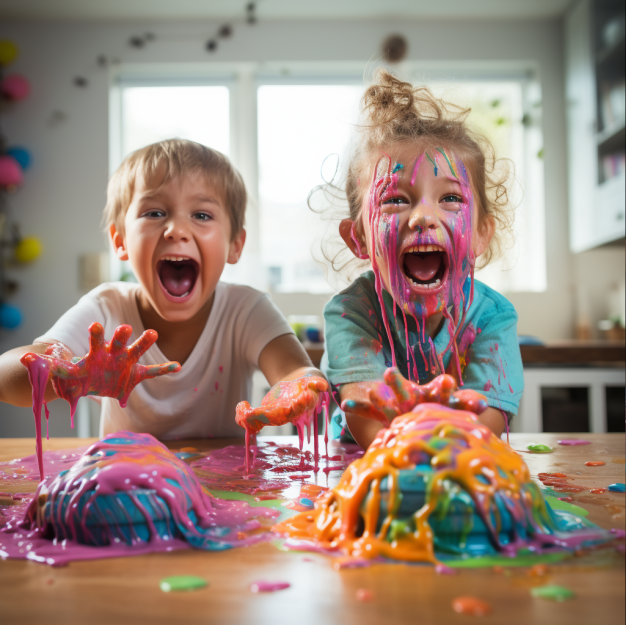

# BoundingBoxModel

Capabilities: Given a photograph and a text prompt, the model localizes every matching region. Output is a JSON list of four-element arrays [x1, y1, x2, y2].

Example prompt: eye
[[382, 196, 409, 206], [193, 212, 213, 221], [441, 194, 463, 203], [142, 209, 165, 218]]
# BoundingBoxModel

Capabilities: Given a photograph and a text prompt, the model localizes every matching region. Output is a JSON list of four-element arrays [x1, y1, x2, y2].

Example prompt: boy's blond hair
[[104, 139, 246, 240]]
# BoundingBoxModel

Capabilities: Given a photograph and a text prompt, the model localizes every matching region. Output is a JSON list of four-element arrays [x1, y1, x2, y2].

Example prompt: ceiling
[[0, 0, 575, 21]]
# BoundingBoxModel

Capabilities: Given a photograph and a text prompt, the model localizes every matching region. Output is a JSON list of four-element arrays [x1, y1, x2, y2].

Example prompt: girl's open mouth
[[156, 256, 199, 300], [401, 245, 448, 292]]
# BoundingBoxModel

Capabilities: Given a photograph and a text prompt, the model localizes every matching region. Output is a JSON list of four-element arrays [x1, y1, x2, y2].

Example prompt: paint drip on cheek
[[366, 150, 476, 383]]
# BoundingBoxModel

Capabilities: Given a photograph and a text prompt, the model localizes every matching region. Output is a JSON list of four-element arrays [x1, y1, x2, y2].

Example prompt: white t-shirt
[[35, 281, 293, 439]]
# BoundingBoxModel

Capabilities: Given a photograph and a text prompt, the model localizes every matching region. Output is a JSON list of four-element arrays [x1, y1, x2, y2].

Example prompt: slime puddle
[[0, 436, 363, 566], [275, 404, 615, 564], [0, 432, 280, 566]]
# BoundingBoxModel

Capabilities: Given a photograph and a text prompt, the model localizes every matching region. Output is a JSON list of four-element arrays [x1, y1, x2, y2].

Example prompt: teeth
[[162, 256, 190, 262], [405, 244, 443, 254], [405, 276, 443, 289]]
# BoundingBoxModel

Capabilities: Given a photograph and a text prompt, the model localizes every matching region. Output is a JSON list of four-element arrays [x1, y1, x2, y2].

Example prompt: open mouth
[[401, 245, 448, 291], [156, 256, 199, 299]]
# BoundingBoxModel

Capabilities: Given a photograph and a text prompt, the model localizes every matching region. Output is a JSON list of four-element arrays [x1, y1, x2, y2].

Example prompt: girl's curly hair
[[311, 69, 514, 281]]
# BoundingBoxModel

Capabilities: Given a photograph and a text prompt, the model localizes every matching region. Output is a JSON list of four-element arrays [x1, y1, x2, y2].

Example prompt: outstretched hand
[[20, 322, 180, 412], [341, 368, 488, 426], [235, 374, 328, 435]]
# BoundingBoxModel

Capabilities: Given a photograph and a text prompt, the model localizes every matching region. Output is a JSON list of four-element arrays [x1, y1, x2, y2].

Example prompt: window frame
[[108, 62, 545, 294]]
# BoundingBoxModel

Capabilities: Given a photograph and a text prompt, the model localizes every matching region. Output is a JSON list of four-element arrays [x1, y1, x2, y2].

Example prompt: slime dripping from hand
[[20, 323, 181, 481], [235, 375, 330, 474]]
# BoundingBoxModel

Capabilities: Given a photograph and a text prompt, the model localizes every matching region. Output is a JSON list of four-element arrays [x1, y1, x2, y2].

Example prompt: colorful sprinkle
[[608, 483, 626, 493], [531, 585, 576, 602], [250, 581, 290, 593], [356, 588, 374, 602], [160, 576, 208, 592], [452, 596, 491, 616], [527, 444, 553, 453]]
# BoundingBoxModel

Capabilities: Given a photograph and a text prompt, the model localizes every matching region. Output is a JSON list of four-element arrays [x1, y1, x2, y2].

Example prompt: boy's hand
[[20, 322, 181, 409], [235, 374, 328, 434], [341, 368, 488, 425]]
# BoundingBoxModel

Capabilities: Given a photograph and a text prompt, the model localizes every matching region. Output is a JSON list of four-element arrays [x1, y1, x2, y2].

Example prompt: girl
[[321, 71, 523, 449]]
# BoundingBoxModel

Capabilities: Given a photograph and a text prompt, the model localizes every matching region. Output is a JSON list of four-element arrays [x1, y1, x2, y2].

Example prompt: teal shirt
[[322, 271, 523, 417]]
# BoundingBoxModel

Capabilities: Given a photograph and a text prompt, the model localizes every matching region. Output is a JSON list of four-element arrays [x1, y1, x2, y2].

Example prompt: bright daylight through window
[[112, 75, 545, 294]]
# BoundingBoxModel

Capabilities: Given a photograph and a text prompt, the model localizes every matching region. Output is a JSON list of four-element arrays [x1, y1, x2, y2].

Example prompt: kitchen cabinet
[[565, 0, 625, 252]]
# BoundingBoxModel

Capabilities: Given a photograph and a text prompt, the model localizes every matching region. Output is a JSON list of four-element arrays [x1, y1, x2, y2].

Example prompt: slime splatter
[[452, 596, 491, 616], [20, 323, 180, 481], [275, 404, 612, 563], [250, 581, 290, 593], [236, 375, 330, 473], [0, 432, 279, 565], [160, 576, 208, 592]]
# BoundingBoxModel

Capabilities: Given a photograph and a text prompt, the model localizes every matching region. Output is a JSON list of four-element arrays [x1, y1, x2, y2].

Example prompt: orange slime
[[274, 403, 539, 563]]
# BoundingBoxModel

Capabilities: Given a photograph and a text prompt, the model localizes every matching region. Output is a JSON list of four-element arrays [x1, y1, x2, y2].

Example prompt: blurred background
[[0, 0, 623, 438]]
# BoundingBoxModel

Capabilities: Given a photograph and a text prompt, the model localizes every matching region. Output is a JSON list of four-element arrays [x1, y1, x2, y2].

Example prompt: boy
[[0, 139, 327, 439]]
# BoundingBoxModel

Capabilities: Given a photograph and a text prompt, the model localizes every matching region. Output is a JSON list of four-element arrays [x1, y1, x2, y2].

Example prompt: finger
[[451, 389, 488, 415], [426, 374, 457, 404], [109, 325, 133, 353], [383, 368, 418, 408], [88, 322, 105, 355], [341, 398, 390, 424], [305, 376, 329, 393], [369, 387, 401, 420], [128, 329, 159, 361], [236, 404, 276, 431], [21, 353, 82, 379], [137, 361, 181, 381], [235, 401, 253, 427]]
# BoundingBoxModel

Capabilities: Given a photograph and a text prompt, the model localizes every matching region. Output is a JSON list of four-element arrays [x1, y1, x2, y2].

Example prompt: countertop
[[0, 433, 624, 625]]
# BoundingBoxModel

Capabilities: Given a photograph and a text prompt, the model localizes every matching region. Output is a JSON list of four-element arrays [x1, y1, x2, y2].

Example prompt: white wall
[[0, 17, 622, 437]]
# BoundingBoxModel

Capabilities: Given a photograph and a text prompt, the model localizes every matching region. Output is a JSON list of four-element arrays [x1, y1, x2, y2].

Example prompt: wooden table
[[0, 434, 624, 625]]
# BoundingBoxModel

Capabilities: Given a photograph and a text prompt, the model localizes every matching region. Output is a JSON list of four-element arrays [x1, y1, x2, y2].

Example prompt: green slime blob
[[527, 444, 553, 453], [160, 575, 208, 592], [531, 585, 576, 601]]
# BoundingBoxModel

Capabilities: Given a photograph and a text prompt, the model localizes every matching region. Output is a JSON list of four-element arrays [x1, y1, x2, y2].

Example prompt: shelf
[[596, 34, 625, 67], [597, 120, 625, 150]]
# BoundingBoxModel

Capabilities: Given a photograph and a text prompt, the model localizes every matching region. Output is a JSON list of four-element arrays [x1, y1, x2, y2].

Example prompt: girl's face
[[354, 144, 491, 321]]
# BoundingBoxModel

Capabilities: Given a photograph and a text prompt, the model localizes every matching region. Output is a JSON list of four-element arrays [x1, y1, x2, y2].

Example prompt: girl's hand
[[341, 368, 487, 425], [235, 375, 328, 434], [20, 322, 180, 409]]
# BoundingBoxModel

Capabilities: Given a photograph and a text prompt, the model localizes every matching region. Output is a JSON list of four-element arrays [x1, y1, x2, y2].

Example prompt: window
[[120, 85, 230, 157], [110, 67, 545, 294], [257, 84, 362, 293]]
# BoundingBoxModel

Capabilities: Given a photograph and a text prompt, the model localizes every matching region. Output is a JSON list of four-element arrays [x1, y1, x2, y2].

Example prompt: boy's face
[[111, 170, 245, 323], [343, 144, 492, 321]]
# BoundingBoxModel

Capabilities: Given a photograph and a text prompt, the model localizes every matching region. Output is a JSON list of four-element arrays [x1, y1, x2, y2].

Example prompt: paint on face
[[363, 147, 476, 383]]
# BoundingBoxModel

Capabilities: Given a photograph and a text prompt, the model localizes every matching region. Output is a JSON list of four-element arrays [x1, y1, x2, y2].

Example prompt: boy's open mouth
[[401, 245, 448, 291], [156, 256, 199, 299]]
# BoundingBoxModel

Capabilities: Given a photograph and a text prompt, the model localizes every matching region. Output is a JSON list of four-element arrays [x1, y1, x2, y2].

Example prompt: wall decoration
[[0, 40, 41, 330]]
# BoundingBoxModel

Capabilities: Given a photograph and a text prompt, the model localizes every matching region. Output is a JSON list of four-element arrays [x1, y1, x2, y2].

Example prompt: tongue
[[160, 262, 195, 297], [404, 253, 441, 282]]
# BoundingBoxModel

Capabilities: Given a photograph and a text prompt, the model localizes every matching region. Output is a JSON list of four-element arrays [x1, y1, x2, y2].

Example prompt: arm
[[340, 381, 387, 450], [0, 343, 64, 407], [235, 334, 329, 434], [258, 333, 324, 387]]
